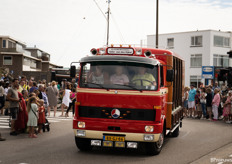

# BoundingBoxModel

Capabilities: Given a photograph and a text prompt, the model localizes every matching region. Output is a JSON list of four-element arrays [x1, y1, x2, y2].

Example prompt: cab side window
[[160, 66, 164, 87]]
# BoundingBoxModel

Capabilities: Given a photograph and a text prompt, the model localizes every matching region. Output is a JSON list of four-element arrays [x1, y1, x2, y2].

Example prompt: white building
[[147, 30, 232, 87]]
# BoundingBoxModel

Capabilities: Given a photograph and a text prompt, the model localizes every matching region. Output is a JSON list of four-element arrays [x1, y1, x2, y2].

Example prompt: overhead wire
[[93, 0, 126, 44], [55, 1, 94, 64]]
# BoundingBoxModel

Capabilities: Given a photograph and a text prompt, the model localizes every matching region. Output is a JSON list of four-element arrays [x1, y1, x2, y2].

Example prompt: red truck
[[71, 45, 184, 155]]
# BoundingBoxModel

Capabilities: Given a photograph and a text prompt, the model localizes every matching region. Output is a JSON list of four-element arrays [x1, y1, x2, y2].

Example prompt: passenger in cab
[[132, 67, 156, 87], [110, 66, 129, 85], [88, 66, 107, 84]]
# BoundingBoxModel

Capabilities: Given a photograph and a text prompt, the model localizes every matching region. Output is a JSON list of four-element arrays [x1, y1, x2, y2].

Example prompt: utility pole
[[156, 0, 159, 48], [106, 0, 111, 46]]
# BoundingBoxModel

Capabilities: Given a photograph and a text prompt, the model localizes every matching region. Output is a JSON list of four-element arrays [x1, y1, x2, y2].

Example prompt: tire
[[145, 132, 164, 156], [172, 126, 179, 137], [75, 137, 92, 151]]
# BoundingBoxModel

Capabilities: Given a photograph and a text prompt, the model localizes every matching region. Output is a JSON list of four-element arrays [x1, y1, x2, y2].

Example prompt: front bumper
[[73, 129, 161, 142]]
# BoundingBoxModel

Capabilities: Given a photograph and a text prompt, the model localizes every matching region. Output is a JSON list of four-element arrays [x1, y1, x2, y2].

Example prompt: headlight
[[78, 121, 85, 128], [145, 126, 154, 132]]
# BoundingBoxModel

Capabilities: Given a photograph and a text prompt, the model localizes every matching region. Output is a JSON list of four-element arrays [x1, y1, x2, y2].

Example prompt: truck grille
[[78, 106, 156, 121]]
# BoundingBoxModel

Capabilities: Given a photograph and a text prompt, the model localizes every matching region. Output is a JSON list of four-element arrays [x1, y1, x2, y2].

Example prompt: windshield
[[80, 61, 158, 91]]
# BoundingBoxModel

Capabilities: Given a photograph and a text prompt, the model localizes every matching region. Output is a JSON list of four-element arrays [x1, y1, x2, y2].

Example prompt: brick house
[[0, 36, 62, 82]]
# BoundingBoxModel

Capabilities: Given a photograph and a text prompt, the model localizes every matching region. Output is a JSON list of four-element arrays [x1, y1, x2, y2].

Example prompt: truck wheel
[[75, 137, 92, 151], [172, 126, 179, 137], [146, 132, 164, 156]]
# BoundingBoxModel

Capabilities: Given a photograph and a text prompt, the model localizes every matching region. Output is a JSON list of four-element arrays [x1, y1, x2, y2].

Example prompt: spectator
[[223, 91, 231, 123], [6, 78, 20, 136], [15, 92, 28, 133], [200, 87, 207, 119], [188, 84, 196, 118], [213, 82, 220, 90], [0, 81, 5, 115], [60, 84, 71, 117], [195, 90, 201, 119], [18, 81, 25, 93], [38, 100, 46, 133], [3, 81, 10, 115], [206, 87, 213, 120], [46, 81, 59, 117], [183, 87, 189, 117], [65, 88, 76, 117], [29, 81, 38, 93], [22, 89, 28, 100], [27, 96, 38, 138], [212, 88, 220, 121]]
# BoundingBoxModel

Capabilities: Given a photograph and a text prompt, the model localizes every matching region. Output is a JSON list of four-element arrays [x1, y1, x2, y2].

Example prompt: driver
[[132, 67, 156, 86]]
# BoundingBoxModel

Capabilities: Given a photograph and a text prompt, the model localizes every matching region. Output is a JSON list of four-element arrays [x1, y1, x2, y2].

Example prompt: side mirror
[[70, 66, 76, 78], [166, 69, 174, 82]]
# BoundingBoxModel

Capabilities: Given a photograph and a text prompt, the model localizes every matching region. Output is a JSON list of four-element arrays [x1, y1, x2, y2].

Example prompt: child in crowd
[[38, 100, 46, 133], [27, 96, 38, 138]]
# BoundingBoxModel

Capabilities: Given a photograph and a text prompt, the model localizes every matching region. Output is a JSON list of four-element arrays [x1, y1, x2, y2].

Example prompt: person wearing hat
[[188, 84, 196, 118]]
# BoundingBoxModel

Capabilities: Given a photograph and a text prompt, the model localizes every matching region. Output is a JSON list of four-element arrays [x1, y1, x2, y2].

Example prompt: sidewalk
[[191, 142, 232, 164]]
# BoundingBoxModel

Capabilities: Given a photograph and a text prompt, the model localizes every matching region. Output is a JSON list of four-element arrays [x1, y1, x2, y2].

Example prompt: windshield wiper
[[112, 84, 142, 92], [84, 82, 108, 90]]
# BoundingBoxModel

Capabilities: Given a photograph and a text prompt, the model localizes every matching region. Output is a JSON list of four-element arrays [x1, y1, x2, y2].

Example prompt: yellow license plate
[[103, 136, 125, 142]]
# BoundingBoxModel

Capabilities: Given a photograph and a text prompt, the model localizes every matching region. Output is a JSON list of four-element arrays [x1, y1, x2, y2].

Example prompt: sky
[[0, 0, 232, 67]]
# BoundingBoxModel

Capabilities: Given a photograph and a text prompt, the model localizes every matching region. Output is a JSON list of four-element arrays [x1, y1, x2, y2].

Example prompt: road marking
[[0, 126, 10, 129]]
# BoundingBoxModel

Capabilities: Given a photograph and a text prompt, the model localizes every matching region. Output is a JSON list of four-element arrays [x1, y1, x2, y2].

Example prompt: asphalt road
[[0, 115, 232, 164]]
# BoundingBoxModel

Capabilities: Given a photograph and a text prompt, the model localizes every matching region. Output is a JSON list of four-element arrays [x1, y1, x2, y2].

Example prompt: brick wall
[[22, 71, 51, 82]]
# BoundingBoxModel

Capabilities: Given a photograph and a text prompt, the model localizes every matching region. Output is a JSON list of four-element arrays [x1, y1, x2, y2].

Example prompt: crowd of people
[[183, 82, 232, 123], [0, 76, 77, 141]]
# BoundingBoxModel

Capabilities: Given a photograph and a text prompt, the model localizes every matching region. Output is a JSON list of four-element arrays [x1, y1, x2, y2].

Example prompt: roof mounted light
[[144, 50, 152, 57], [135, 48, 142, 55], [90, 48, 97, 55], [99, 48, 106, 55]]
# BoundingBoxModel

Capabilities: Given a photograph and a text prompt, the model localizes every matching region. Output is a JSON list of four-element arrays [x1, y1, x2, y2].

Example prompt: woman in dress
[[46, 81, 58, 117], [27, 96, 38, 138], [223, 91, 232, 123], [60, 84, 71, 117], [15, 92, 28, 133]]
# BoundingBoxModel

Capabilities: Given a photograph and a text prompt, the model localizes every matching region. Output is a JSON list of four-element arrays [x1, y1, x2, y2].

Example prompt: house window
[[2, 40, 6, 48], [191, 36, 202, 46], [190, 75, 201, 88], [3, 56, 12, 65], [213, 54, 229, 67], [214, 36, 230, 47], [8, 41, 16, 48], [167, 38, 174, 48], [190, 54, 202, 67]]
